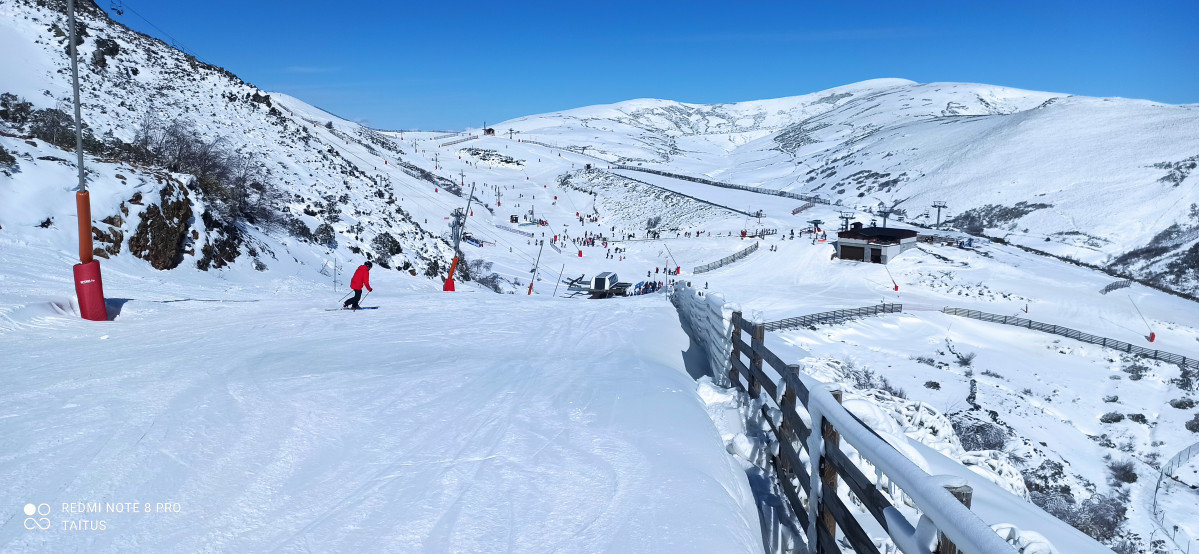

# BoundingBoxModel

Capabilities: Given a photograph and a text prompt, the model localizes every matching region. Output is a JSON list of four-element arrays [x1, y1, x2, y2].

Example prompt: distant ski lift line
[[112, 0, 199, 62]]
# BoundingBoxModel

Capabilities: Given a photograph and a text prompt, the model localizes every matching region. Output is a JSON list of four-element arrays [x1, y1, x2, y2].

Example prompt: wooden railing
[[694, 242, 759, 274], [765, 304, 902, 332], [941, 307, 1197, 371], [726, 311, 1015, 553]]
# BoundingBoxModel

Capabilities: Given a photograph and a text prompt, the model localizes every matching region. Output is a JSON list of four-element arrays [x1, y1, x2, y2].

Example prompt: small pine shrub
[[1108, 459, 1137, 483], [1100, 412, 1125, 424], [1103, 395, 1119, 403], [924, 380, 941, 390], [1128, 413, 1147, 424], [956, 352, 976, 367], [981, 369, 1003, 379], [1187, 413, 1199, 433]]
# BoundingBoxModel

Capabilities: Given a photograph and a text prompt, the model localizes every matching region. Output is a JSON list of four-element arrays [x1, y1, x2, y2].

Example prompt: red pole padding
[[74, 260, 108, 321], [1149, 332, 1156, 342]]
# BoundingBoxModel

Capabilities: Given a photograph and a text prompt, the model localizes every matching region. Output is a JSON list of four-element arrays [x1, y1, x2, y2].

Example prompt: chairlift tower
[[877, 205, 893, 228], [508, 128, 515, 140], [932, 201, 947, 229], [433, 152, 440, 170], [838, 211, 855, 231], [443, 182, 477, 292]]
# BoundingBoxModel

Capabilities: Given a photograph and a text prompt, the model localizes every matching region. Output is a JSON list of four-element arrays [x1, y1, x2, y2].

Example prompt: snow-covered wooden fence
[[494, 224, 533, 238], [439, 135, 478, 147], [615, 165, 829, 206], [670, 284, 1016, 553], [792, 202, 816, 215], [1099, 280, 1133, 294], [694, 242, 759, 274], [429, 132, 463, 141], [941, 307, 1198, 371], [765, 304, 902, 332], [603, 170, 755, 217]]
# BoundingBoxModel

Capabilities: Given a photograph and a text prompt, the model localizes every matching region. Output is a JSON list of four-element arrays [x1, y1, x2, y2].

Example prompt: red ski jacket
[[351, 265, 372, 291]]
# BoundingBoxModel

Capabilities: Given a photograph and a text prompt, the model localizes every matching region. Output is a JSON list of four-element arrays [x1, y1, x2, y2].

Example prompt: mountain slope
[[502, 80, 1199, 297]]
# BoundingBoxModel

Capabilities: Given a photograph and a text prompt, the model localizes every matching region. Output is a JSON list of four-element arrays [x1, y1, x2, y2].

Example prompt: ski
[[325, 307, 379, 311]]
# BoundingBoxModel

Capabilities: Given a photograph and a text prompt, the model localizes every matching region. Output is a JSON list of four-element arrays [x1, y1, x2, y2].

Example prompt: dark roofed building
[[835, 222, 918, 264]]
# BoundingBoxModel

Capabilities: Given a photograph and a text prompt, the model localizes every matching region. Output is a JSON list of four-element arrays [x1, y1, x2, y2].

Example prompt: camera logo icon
[[24, 503, 50, 530]]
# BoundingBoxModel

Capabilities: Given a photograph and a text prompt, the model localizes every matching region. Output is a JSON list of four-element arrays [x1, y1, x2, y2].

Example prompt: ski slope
[[0, 266, 761, 551]]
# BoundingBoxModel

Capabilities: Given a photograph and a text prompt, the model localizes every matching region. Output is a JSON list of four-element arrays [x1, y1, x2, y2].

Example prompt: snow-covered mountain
[[3, 1, 1199, 553], [502, 80, 1199, 298]]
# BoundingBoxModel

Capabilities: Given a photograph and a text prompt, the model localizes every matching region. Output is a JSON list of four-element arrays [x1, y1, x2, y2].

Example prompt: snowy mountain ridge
[[503, 80, 1199, 299]]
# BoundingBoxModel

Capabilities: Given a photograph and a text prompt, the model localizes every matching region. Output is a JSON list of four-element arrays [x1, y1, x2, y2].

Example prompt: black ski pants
[[344, 289, 362, 309]]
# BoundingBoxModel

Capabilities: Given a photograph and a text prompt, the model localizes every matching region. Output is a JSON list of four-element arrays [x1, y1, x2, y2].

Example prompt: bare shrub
[[1108, 459, 1137, 483]]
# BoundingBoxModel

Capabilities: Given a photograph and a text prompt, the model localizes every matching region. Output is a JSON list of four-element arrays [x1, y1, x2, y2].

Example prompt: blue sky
[[110, 0, 1198, 130]]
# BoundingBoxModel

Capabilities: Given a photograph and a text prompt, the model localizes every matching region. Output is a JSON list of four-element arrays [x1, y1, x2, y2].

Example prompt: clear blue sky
[[108, 0, 1198, 130]]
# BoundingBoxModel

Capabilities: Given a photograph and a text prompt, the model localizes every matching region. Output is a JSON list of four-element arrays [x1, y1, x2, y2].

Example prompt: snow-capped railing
[[429, 132, 464, 141], [1151, 441, 1199, 553], [725, 310, 1016, 554], [694, 242, 759, 274], [792, 202, 816, 215], [765, 304, 902, 332], [670, 282, 1017, 553], [614, 165, 830, 206], [670, 286, 736, 387], [941, 307, 1198, 371]]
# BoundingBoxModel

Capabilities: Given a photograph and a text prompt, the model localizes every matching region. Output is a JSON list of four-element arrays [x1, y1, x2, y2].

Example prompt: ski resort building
[[835, 222, 918, 264]]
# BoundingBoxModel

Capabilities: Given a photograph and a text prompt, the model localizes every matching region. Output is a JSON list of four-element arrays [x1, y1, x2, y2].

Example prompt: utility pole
[[459, 169, 466, 187], [443, 182, 477, 292], [433, 152, 440, 170], [508, 128, 515, 140], [932, 201, 947, 229], [528, 240, 544, 295]]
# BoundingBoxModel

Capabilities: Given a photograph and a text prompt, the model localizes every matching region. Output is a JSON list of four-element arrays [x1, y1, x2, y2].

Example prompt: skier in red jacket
[[343, 261, 373, 310]]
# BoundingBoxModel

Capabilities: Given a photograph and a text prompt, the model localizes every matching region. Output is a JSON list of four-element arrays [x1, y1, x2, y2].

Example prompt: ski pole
[[361, 290, 371, 305], [338, 291, 352, 302]]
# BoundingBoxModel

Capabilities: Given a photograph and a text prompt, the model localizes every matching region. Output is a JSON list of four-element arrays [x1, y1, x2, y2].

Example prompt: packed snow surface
[[0, 262, 760, 551]]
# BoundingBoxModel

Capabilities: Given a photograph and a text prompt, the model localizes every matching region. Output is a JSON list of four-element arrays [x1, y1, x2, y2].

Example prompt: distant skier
[[343, 261, 373, 310]]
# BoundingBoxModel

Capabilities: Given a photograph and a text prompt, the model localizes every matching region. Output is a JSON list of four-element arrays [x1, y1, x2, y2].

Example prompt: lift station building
[[835, 222, 918, 264]]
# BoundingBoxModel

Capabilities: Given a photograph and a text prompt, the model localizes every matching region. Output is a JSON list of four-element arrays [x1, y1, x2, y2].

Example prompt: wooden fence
[[614, 165, 830, 206], [440, 135, 478, 147], [941, 307, 1198, 371], [1099, 280, 1133, 295], [726, 311, 1015, 553], [695, 242, 759, 274], [603, 169, 754, 217], [765, 304, 902, 332]]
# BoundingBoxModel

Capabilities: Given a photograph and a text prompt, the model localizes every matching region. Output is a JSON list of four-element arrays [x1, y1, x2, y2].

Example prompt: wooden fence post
[[730, 311, 743, 389], [817, 386, 843, 551], [749, 322, 765, 399], [935, 479, 973, 554]]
